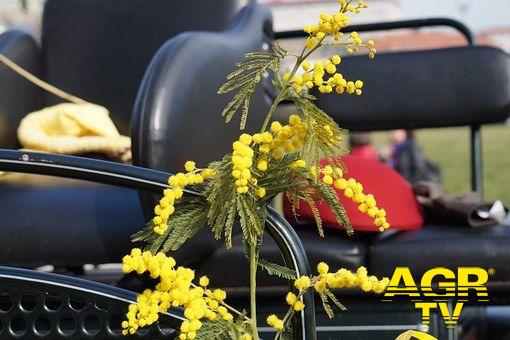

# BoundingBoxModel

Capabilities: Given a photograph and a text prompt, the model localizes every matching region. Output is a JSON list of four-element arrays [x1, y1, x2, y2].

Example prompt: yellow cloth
[[17, 102, 131, 157]]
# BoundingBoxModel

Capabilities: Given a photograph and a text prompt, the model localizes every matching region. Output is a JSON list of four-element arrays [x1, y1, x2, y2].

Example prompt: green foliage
[[236, 195, 266, 244], [309, 178, 352, 235], [283, 165, 352, 236], [256, 153, 308, 200], [302, 191, 325, 237], [131, 222, 156, 244], [195, 320, 236, 340], [132, 195, 209, 254], [318, 291, 335, 318], [218, 44, 286, 129], [258, 259, 297, 280], [196, 314, 253, 340], [204, 156, 267, 247], [161, 201, 209, 252], [318, 288, 347, 319], [275, 95, 353, 236], [294, 96, 348, 167], [324, 289, 347, 311], [204, 156, 238, 247]]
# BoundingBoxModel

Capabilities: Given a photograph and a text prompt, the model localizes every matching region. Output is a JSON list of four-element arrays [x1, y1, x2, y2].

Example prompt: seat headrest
[[42, 0, 245, 134], [315, 46, 510, 131], [132, 4, 273, 174]]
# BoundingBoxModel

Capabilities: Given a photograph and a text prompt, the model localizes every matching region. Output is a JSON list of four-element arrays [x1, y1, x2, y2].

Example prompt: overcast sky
[[399, 0, 510, 31]]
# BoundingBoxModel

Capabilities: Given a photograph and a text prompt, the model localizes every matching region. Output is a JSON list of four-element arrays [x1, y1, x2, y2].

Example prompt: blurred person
[[388, 129, 442, 185]]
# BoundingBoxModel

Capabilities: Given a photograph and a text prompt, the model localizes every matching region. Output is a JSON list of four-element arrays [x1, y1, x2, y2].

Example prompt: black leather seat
[[315, 46, 510, 131], [0, 0, 245, 267], [370, 223, 510, 292], [196, 226, 366, 289], [0, 174, 144, 266]]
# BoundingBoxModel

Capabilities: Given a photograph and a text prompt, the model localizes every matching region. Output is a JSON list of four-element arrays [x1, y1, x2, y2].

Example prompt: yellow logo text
[[383, 267, 491, 328]]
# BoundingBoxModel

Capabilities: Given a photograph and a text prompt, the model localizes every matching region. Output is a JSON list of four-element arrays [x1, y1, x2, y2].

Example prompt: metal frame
[[275, 17, 483, 197], [0, 149, 316, 339]]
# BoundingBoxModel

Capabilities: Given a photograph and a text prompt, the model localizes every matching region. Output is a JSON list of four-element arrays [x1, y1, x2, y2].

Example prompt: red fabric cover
[[283, 155, 424, 232]]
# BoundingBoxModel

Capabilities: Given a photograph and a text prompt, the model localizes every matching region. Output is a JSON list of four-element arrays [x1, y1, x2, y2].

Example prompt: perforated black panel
[[0, 266, 182, 338]]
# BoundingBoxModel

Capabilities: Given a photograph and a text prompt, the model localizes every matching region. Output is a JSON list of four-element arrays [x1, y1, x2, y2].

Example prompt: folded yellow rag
[[17, 102, 131, 157]]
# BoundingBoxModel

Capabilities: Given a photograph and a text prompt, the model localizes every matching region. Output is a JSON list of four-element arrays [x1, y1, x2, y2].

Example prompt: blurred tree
[[20, 0, 28, 11]]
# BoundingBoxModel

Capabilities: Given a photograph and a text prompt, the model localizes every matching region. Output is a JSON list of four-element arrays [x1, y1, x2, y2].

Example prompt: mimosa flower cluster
[[121, 249, 241, 338], [267, 263, 389, 334], [302, 0, 376, 57], [285, 56, 365, 95], [310, 164, 390, 231], [153, 163, 215, 234], [282, 1, 376, 98], [267, 115, 307, 158], [312, 264, 389, 294], [232, 115, 308, 197], [232, 134, 256, 194]]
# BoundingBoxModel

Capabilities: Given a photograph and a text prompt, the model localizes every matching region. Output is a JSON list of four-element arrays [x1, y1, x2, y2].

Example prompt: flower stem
[[250, 243, 259, 339], [273, 277, 319, 340], [259, 87, 289, 134], [259, 42, 324, 134]]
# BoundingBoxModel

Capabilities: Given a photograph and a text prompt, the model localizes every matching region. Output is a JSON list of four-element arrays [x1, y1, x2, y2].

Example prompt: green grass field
[[371, 124, 510, 206]]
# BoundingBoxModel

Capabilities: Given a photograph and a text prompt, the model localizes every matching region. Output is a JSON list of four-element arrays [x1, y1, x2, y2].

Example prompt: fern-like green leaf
[[309, 178, 353, 235], [218, 44, 285, 129], [223, 204, 237, 248], [205, 156, 238, 245], [131, 222, 167, 254], [236, 196, 265, 243], [195, 320, 234, 340], [130, 223, 155, 243], [258, 258, 297, 280], [324, 289, 347, 311], [319, 292, 335, 319], [235, 196, 252, 243], [133, 197, 209, 254], [302, 191, 324, 237], [161, 202, 209, 252], [293, 97, 348, 166]]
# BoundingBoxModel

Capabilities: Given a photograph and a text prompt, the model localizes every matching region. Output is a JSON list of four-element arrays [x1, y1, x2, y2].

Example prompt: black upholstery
[[370, 223, 510, 294], [0, 174, 144, 266], [0, 30, 42, 148], [196, 226, 366, 289], [42, 0, 244, 134], [316, 46, 510, 131]]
